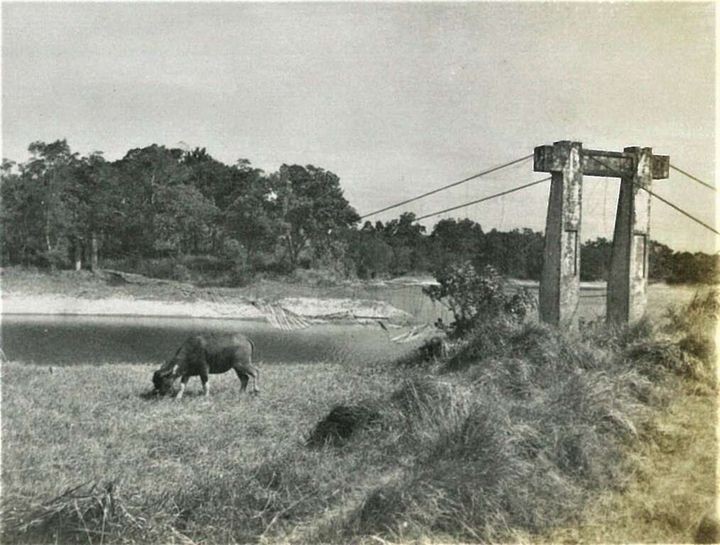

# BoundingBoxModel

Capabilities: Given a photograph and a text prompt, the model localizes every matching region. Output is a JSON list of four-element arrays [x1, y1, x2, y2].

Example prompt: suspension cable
[[586, 155, 719, 237], [643, 187, 719, 236], [414, 177, 551, 222], [360, 154, 533, 220], [669, 163, 716, 191]]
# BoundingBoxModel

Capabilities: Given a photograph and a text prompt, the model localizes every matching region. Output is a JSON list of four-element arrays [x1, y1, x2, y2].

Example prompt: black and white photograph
[[1, 2, 717, 544]]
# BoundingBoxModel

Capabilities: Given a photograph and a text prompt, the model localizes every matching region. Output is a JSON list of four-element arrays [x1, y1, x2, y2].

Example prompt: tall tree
[[114, 145, 193, 256], [380, 212, 428, 274], [429, 218, 484, 271], [19, 140, 80, 266], [269, 164, 359, 267], [0, 159, 31, 265], [349, 222, 394, 278], [66, 152, 125, 270]]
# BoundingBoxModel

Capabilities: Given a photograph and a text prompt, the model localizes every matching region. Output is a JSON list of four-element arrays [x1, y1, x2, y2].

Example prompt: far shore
[[0, 268, 423, 322], [0, 267, 705, 323], [0, 292, 414, 322]]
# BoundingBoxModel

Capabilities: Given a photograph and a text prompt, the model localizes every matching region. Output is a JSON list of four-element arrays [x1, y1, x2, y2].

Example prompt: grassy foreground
[[1, 291, 717, 544], [540, 383, 717, 543], [2, 360, 403, 544]]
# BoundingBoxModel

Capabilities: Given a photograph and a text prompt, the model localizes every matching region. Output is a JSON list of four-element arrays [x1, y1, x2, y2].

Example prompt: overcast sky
[[2, 2, 716, 252]]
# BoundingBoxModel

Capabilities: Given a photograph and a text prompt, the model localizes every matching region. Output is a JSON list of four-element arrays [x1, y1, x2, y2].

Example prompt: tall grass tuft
[[306, 402, 383, 448], [342, 330, 653, 541]]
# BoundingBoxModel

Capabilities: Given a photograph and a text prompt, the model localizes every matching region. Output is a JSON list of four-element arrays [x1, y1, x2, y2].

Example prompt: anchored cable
[[586, 155, 719, 237], [643, 187, 719, 236], [360, 154, 533, 220], [670, 163, 716, 192], [414, 177, 551, 222]]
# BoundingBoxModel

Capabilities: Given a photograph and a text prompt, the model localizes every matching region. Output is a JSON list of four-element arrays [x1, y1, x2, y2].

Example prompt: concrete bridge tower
[[534, 141, 669, 326]]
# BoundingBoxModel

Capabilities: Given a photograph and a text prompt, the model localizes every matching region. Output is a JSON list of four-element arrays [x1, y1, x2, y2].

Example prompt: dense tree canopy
[[1, 140, 717, 285]]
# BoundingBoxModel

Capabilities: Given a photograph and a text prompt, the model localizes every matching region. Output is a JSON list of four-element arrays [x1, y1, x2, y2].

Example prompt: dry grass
[[1, 361, 401, 544], [536, 384, 717, 544], [2, 285, 717, 544]]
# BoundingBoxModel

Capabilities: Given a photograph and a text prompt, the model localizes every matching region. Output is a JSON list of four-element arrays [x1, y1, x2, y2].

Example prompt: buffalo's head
[[152, 368, 176, 396]]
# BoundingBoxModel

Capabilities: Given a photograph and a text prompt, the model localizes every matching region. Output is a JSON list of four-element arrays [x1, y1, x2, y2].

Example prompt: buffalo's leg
[[250, 366, 260, 394], [200, 371, 210, 397], [234, 368, 249, 393], [176, 376, 190, 400], [195, 351, 210, 397]]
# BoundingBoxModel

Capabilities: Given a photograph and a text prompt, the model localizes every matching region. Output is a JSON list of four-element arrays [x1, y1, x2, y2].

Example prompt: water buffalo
[[152, 333, 259, 399]]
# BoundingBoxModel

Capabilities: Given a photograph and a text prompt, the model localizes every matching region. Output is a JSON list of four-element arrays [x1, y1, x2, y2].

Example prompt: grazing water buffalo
[[152, 333, 259, 399]]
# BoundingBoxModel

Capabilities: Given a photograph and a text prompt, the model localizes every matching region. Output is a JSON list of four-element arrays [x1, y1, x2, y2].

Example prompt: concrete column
[[539, 141, 583, 326], [607, 147, 652, 324]]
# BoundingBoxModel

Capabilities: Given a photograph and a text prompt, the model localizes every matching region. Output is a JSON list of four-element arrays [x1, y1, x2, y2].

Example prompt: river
[[0, 282, 699, 366], [1, 315, 410, 366]]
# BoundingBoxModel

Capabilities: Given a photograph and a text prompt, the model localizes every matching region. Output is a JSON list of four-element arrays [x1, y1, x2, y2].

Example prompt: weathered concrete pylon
[[534, 141, 669, 326], [606, 147, 667, 324], [534, 141, 583, 327]]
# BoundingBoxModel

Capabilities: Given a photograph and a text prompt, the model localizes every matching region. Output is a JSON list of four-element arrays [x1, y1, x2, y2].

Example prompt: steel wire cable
[[586, 155, 719, 237], [642, 188, 719, 236], [669, 163, 716, 191], [360, 154, 533, 220], [414, 177, 551, 222]]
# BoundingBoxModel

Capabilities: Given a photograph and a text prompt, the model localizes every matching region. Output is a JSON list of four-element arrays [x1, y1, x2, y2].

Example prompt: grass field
[[539, 383, 717, 543], [2, 360, 404, 543], [1, 270, 717, 544]]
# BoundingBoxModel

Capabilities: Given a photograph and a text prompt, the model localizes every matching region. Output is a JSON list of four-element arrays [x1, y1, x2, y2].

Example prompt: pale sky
[[2, 2, 716, 252]]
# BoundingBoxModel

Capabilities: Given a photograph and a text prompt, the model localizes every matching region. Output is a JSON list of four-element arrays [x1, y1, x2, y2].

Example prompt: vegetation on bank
[[2, 262, 716, 543], [3, 140, 718, 286]]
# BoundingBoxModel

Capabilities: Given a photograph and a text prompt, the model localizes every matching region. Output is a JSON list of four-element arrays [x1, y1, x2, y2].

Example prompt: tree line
[[2, 140, 717, 285]]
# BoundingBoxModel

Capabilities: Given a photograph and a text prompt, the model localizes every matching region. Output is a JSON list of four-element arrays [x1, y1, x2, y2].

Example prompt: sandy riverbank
[[0, 293, 411, 321], [0, 267, 414, 321]]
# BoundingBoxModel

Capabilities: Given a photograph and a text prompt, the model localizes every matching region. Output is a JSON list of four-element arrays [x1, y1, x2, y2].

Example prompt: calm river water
[[0, 283, 696, 366], [0, 315, 411, 366]]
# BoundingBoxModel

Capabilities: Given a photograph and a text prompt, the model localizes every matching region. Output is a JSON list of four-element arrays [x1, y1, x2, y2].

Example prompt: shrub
[[290, 267, 344, 287], [423, 262, 536, 338], [144, 259, 192, 282], [445, 315, 519, 370]]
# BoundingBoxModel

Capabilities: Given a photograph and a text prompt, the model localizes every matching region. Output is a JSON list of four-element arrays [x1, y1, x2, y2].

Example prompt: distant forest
[[2, 140, 717, 285]]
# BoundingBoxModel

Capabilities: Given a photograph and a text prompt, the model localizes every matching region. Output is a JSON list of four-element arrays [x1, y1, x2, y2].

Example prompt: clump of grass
[[3, 482, 116, 542], [444, 315, 520, 371], [694, 510, 720, 544], [307, 402, 383, 448], [666, 288, 720, 332], [678, 333, 715, 363], [389, 376, 455, 411], [1, 480, 175, 545], [333, 292, 719, 542], [614, 289, 718, 386], [347, 388, 585, 541], [664, 288, 718, 386], [623, 335, 693, 379], [342, 333, 652, 542]]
